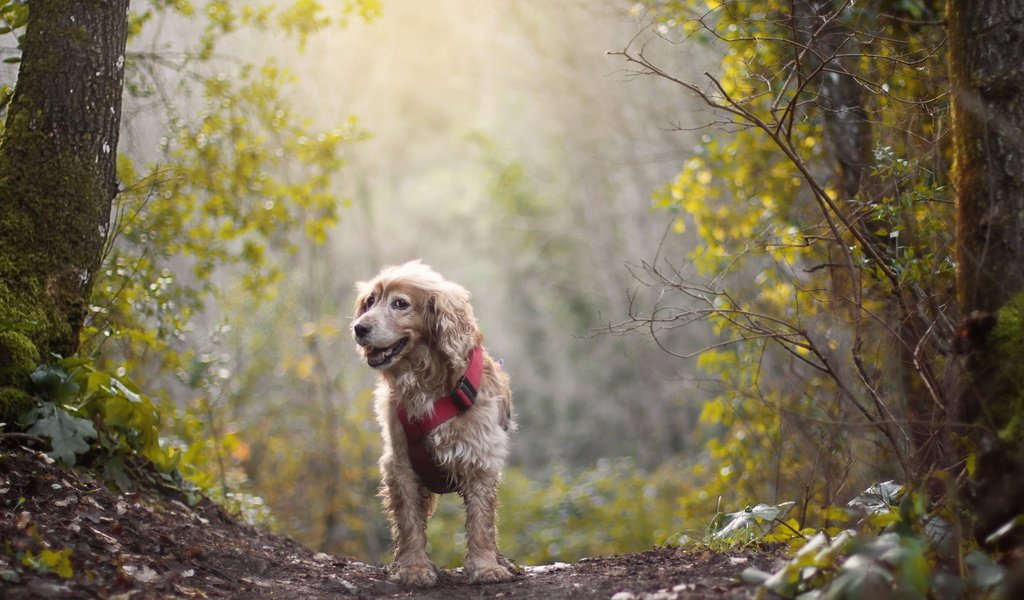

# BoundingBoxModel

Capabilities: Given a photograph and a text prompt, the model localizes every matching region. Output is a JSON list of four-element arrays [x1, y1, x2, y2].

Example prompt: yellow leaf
[[867, 511, 901, 528], [822, 506, 849, 522], [23, 547, 74, 579]]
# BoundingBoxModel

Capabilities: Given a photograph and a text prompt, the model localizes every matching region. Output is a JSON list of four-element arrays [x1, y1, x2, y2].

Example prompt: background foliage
[[4, 4, 1015, 595], [0, 0, 707, 566]]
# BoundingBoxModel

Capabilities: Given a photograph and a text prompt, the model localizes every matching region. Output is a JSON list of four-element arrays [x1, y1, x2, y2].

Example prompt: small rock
[[368, 579, 403, 595], [331, 577, 358, 593], [525, 562, 571, 574]]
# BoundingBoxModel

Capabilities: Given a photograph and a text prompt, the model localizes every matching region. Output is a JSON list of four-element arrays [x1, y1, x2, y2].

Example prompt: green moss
[[0, 279, 63, 355], [0, 385, 35, 422], [0, 330, 39, 387], [0, 107, 102, 357], [979, 293, 1024, 444]]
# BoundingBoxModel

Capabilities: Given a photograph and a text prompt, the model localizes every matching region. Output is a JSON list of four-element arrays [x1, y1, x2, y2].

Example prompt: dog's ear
[[427, 283, 478, 362], [353, 280, 374, 319]]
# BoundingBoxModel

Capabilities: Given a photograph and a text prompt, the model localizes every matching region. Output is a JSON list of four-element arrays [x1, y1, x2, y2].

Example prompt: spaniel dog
[[352, 260, 515, 586]]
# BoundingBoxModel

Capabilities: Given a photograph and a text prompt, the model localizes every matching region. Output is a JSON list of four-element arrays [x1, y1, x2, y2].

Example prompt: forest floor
[[0, 442, 784, 599]]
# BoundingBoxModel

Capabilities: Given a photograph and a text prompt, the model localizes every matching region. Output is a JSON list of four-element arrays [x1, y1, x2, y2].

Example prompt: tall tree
[[948, 0, 1024, 539], [0, 0, 130, 360]]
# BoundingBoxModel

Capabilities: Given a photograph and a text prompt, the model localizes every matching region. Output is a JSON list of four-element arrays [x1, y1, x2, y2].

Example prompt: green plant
[[741, 482, 1010, 599], [708, 501, 815, 548], [17, 356, 184, 492]]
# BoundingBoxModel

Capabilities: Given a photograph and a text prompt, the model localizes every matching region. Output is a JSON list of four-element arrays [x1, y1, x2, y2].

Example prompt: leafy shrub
[[739, 482, 1011, 599], [425, 458, 697, 567], [14, 357, 184, 492]]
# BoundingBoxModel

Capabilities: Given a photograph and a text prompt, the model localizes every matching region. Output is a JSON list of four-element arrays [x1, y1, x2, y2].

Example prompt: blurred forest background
[[9, 0, 1019, 587], [82, 0, 719, 567]]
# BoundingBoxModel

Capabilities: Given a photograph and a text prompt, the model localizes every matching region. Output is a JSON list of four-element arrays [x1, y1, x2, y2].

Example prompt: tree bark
[[948, 0, 1024, 541], [0, 0, 130, 359], [950, 1, 1024, 314], [791, 1, 874, 202]]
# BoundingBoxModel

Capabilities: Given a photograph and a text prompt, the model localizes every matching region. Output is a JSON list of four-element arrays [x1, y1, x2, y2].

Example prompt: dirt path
[[0, 443, 779, 599]]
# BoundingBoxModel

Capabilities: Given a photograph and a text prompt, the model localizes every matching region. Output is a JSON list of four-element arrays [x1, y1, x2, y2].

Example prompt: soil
[[0, 441, 783, 599]]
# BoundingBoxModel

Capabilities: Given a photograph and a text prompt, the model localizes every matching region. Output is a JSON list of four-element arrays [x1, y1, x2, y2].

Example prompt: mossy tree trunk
[[0, 0, 130, 360], [948, 0, 1024, 540]]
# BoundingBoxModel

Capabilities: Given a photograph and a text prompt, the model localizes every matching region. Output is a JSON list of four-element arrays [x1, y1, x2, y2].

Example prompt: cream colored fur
[[351, 261, 514, 586]]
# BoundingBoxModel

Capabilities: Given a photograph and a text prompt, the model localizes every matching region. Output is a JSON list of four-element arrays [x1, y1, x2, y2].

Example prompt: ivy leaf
[[30, 364, 66, 394], [24, 402, 96, 465], [29, 364, 79, 405]]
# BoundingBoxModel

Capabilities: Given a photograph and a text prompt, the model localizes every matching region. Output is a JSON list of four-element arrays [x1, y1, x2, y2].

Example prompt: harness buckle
[[450, 376, 477, 411]]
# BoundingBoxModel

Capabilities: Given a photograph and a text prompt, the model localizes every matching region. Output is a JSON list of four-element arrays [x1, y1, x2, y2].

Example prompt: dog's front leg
[[462, 476, 514, 584], [382, 463, 438, 587]]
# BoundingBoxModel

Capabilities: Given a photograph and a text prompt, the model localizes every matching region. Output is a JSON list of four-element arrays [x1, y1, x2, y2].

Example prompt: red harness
[[396, 345, 483, 494]]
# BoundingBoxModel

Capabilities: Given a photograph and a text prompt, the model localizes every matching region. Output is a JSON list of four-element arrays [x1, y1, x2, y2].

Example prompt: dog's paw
[[388, 561, 438, 587], [467, 562, 515, 584]]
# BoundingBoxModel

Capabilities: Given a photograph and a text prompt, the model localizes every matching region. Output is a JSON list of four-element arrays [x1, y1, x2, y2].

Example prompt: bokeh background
[[10, 0, 931, 568], [110, 0, 718, 565]]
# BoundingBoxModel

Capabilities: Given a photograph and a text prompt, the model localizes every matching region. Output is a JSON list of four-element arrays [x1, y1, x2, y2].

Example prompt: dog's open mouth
[[365, 337, 408, 368]]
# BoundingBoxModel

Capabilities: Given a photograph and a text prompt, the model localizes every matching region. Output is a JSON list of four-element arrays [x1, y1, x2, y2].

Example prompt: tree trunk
[[0, 0, 130, 359], [948, 0, 1024, 541], [951, 3, 1024, 314]]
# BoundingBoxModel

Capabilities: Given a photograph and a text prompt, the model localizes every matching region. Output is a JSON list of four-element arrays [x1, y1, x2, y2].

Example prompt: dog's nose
[[354, 323, 371, 339]]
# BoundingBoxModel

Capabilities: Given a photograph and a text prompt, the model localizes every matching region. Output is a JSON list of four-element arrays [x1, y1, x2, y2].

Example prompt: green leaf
[[30, 364, 66, 394], [101, 455, 133, 492], [110, 376, 142, 404], [25, 402, 96, 465], [54, 376, 80, 405], [847, 481, 903, 515], [714, 501, 794, 540], [966, 550, 1004, 589], [59, 356, 93, 369], [823, 554, 894, 600], [86, 370, 112, 397]]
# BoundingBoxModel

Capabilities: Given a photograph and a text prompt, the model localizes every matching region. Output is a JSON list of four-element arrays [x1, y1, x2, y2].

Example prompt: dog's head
[[352, 261, 478, 370]]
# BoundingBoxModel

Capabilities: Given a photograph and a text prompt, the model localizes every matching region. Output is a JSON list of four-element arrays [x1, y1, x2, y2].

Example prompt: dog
[[351, 260, 515, 586]]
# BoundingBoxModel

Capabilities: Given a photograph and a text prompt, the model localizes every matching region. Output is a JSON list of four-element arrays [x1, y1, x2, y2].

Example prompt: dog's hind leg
[[462, 476, 514, 584]]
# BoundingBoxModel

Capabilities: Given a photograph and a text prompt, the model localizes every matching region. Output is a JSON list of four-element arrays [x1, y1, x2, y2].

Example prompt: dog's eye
[[391, 298, 410, 310], [365, 295, 375, 309]]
